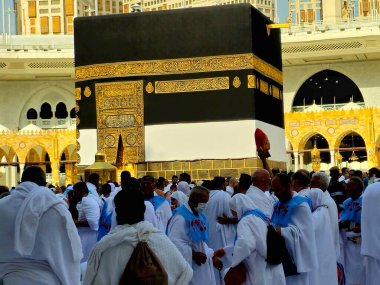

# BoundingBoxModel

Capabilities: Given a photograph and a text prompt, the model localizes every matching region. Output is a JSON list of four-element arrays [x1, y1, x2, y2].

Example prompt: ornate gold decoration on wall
[[247, 74, 256, 88], [95, 81, 144, 164], [272, 86, 280, 99], [155, 77, 229, 94], [75, 53, 283, 85], [285, 107, 380, 169], [260, 79, 269, 95], [233, 76, 241, 88], [84, 86, 92, 97], [75, 87, 81, 100], [145, 82, 154, 93], [75, 115, 80, 126]]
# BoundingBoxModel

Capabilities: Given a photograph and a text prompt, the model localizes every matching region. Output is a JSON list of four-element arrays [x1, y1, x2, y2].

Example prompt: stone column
[[330, 149, 335, 167], [294, 151, 299, 171], [65, 164, 74, 186], [51, 160, 60, 185], [19, 163, 25, 182], [10, 165, 17, 187], [299, 152, 304, 169]]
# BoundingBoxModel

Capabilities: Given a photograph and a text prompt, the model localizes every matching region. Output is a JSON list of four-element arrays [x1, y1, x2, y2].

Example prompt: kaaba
[[74, 4, 286, 178]]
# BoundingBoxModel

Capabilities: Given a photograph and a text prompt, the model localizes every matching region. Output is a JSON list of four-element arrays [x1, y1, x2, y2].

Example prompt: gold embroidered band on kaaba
[[154, 77, 229, 94], [75, 53, 283, 85]]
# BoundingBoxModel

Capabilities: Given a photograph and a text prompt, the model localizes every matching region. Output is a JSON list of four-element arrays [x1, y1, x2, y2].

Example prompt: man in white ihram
[[0, 166, 82, 285]]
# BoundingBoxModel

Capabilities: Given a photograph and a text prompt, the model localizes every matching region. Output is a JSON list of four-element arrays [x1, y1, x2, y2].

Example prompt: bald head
[[251, 169, 271, 192]]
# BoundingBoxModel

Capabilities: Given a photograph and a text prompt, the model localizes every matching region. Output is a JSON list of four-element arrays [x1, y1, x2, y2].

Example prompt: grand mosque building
[[0, 1, 380, 186]]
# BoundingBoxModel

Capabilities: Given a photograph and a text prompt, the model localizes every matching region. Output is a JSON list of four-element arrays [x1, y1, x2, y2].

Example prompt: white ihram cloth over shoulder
[[77, 195, 101, 262], [84, 221, 192, 285], [203, 190, 236, 285], [279, 192, 318, 285], [306, 189, 338, 285], [0, 181, 82, 285], [86, 182, 104, 208], [111, 200, 158, 230], [153, 198, 173, 232], [246, 185, 275, 218], [226, 194, 285, 285], [361, 182, 380, 285], [313, 188, 340, 260], [167, 203, 216, 285], [203, 190, 236, 249]]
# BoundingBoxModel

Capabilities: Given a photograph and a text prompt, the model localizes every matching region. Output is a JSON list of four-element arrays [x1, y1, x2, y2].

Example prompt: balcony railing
[[292, 102, 365, 112], [27, 118, 75, 129]]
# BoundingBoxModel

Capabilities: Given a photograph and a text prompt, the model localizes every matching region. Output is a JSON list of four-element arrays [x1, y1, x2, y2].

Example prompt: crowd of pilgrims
[[1, 157, 380, 285]]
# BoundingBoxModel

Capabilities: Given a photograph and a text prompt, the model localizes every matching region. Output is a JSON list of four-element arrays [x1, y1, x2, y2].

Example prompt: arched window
[[70, 108, 75, 119], [40, 103, 53, 119], [292, 70, 364, 111], [26, 108, 38, 120], [55, 102, 68, 119]]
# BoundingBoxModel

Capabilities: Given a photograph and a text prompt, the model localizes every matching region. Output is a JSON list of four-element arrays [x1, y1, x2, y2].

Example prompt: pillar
[[299, 152, 304, 169], [65, 164, 74, 186], [330, 149, 335, 167], [294, 151, 299, 171], [10, 165, 17, 187], [19, 163, 25, 182], [51, 160, 60, 185]]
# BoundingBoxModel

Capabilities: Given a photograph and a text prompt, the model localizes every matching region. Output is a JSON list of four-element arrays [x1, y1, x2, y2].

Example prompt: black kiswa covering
[[74, 4, 283, 129]]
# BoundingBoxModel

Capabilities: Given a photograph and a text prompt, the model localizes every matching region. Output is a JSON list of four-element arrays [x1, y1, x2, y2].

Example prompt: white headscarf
[[171, 191, 188, 206], [108, 182, 116, 193], [229, 193, 257, 220], [307, 188, 325, 210], [177, 181, 191, 196]]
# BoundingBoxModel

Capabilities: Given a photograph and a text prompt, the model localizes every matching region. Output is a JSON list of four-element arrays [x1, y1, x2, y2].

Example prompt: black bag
[[266, 225, 298, 277], [119, 241, 168, 285]]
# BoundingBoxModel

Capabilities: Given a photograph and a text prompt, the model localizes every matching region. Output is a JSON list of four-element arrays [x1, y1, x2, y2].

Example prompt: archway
[[25, 146, 52, 176], [337, 131, 367, 170], [292, 70, 364, 111], [301, 133, 331, 171], [60, 144, 77, 185]]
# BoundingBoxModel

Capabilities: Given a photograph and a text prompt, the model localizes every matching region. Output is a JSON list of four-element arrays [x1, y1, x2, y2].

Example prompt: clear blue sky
[[0, 0, 16, 34], [278, 0, 289, 22]]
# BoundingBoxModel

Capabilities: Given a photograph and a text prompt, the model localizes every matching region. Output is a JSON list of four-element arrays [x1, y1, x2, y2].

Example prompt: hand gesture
[[192, 251, 207, 266]]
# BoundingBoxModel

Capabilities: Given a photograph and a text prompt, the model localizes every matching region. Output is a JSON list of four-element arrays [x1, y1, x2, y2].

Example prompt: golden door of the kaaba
[[95, 81, 145, 166]]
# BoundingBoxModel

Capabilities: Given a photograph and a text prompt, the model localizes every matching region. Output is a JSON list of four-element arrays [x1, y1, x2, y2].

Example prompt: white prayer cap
[[171, 191, 188, 205], [229, 193, 257, 220]]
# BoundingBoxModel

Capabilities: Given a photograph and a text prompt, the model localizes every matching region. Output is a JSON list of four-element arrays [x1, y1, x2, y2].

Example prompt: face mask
[[195, 202, 207, 213]]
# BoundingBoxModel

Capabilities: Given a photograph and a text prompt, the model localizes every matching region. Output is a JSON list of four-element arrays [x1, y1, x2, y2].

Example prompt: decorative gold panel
[[84, 86, 92, 97], [232, 76, 241, 88], [247, 74, 256, 88], [145, 82, 154, 93], [95, 81, 144, 164], [75, 87, 81, 100], [272, 86, 280, 99], [154, 77, 229, 94], [75, 53, 283, 85], [260, 79, 269, 95]]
